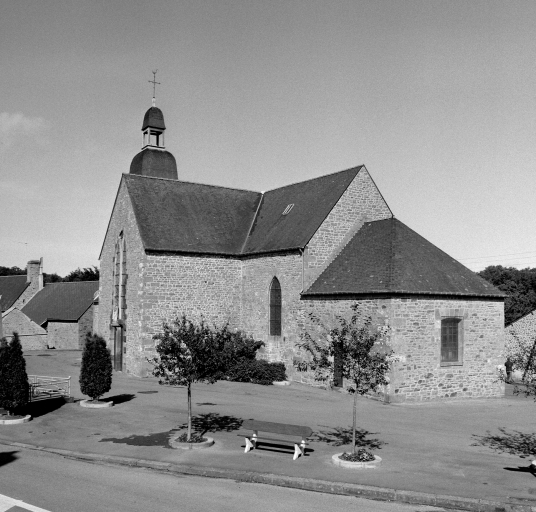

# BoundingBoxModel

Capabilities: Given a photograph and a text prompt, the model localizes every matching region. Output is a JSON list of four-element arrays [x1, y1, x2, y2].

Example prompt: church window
[[112, 233, 127, 322], [440, 318, 463, 365], [269, 277, 282, 336]]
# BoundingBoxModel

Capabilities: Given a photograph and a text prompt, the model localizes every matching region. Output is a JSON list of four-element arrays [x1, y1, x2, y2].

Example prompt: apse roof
[[22, 281, 99, 325], [304, 218, 505, 298]]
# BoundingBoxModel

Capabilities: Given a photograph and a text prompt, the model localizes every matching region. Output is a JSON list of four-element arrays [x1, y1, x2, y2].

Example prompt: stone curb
[[0, 439, 532, 512]]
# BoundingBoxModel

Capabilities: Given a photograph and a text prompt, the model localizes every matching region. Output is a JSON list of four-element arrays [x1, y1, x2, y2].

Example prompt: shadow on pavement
[[100, 429, 180, 448], [472, 427, 536, 456], [0, 451, 19, 468], [504, 465, 536, 476], [27, 397, 67, 418], [310, 425, 386, 450], [178, 413, 244, 437], [108, 393, 136, 405]]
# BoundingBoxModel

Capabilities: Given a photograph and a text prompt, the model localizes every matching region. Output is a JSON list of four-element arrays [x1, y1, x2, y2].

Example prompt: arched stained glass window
[[269, 277, 282, 336]]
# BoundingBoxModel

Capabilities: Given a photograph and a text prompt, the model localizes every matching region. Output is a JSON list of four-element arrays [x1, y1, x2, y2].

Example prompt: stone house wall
[[12, 260, 42, 310], [504, 310, 536, 375], [77, 306, 93, 349], [47, 321, 79, 349], [303, 167, 392, 289], [2, 308, 47, 350]]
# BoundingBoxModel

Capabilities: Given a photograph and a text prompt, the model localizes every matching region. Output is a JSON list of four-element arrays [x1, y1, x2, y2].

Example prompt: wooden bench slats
[[242, 420, 312, 438]]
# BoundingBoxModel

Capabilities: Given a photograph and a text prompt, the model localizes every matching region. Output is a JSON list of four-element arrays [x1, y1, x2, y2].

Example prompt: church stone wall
[[240, 252, 303, 375], [296, 296, 504, 402], [137, 253, 243, 376], [303, 167, 392, 289], [77, 306, 93, 349], [96, 179, 147, 374]]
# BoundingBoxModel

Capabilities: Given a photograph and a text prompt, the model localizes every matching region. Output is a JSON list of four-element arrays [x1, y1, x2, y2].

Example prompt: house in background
[[20, 281, 99, 349], [94, 103, 506, 402], [505, 309, 536, 378], [1, 259, 45, 348]]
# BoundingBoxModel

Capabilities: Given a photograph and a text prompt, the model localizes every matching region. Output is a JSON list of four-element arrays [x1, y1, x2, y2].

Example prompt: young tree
[[295, 304, 395, 455], [79, 333, 113, 401], [148, 315, 224, 442], [499, 330, 536, 398], [0, 333, 30, 415]]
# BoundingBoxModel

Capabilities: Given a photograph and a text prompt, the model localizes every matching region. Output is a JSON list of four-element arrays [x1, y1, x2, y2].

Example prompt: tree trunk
[[187, 381, 192, 442], [352, 391, 357, 454]]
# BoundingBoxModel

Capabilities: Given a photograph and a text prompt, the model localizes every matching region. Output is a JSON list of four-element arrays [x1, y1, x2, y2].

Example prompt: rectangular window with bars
[[441, 318, 462, 365]]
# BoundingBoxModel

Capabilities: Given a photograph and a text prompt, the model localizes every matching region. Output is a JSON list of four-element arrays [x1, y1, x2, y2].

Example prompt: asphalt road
[[0, 443, 459, 512]]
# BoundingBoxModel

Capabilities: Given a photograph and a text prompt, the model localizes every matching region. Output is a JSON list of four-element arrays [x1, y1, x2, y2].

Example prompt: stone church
[[95, 103, 505, 402]]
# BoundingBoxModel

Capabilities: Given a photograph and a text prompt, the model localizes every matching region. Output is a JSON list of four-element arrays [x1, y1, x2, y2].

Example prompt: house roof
[[0, 275, 29, 311], [305, 218, 505, 298], [123, 166, 364, 256], [22, 281, 99, 325]]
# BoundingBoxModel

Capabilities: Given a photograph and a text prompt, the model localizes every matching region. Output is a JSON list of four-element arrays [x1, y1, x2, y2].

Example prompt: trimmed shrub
[[0, 332, 29, 415], [227, 359, 287, 385], [79, 333, 113, 401]]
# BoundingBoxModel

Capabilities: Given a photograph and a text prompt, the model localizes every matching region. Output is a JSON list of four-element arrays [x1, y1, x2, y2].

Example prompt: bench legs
[[293, 439, 306, 460], [244, 431, 258, 453]]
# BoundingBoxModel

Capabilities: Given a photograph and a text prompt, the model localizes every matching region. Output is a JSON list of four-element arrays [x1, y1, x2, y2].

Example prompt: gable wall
[[2, 308, 47, 350], [303, 167, 392, 289], [96, 180, 147, 370], [240, 252, 303, 374], [296, 296, 504, 402]]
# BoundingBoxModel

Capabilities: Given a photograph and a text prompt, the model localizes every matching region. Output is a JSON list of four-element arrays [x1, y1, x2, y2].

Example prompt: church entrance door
[[113, 326, 124, 371]]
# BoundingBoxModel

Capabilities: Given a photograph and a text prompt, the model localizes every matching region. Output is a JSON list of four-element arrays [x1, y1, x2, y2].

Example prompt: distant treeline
[[478, 266, 536, 326], [0, 265, 99, 284]]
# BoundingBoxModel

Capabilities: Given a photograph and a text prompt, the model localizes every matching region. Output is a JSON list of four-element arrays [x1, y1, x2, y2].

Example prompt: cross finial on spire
[[149, 70, 160, 107]]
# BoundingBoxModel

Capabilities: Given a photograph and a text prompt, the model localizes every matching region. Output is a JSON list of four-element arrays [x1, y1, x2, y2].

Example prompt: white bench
[[240, 420, 312, 460]]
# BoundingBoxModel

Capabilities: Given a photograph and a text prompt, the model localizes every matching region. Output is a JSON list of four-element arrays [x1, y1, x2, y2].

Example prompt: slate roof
[[130, 149, 178, 180], [125, 175, 261, 254], [305, 218, 505, 298], [122, 166, 364, 255], [142, 107, 166, 130], [242, 167, 362, 253], [0, 275, 29, 311], [22, 281, 99, 325]]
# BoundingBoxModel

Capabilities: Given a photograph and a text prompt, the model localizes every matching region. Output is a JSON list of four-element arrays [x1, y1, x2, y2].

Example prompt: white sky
[[1, 0, 535, 276]]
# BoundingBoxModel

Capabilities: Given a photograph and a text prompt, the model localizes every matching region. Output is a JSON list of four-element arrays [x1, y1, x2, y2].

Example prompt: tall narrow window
[[441, 318, 462, 364], [269, 277, 282, 336]]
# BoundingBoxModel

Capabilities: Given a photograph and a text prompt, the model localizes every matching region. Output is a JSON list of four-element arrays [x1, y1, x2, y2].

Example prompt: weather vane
[[149, 70, 160, 107]]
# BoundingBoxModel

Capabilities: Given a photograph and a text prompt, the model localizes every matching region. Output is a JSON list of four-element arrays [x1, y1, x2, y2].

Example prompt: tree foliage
[[79, 333, 113, 401], [63, 266, 99, 282], [295, 304, 394, 454], [148, 315, 226, 441], [0, 266, 25, 276], [478, 266, 536, 325], [0, 332, 29, 415]]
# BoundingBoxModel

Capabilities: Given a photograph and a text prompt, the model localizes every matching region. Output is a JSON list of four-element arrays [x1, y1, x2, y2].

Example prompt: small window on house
[[441, 318, 462, 365], [282, 204, 294, 215], [269, 277, 282, 336]]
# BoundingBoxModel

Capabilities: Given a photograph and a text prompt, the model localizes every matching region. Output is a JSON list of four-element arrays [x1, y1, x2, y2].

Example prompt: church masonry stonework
[[95, 104, 505, 402]]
